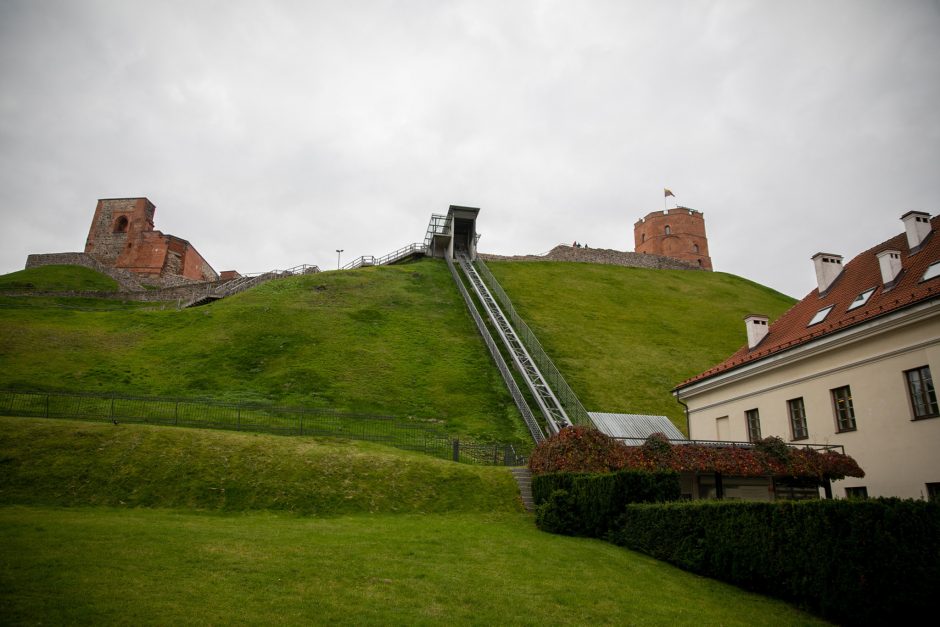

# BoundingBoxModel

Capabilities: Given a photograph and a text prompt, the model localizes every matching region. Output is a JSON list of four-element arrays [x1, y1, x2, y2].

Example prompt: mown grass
[[0, 264, 118, 291], [485, 262, 795, 429], [0, 417, 826, 625], [0, 417, 520, 515], [0, 507, 828, 626], [0, 260, 527, 443]]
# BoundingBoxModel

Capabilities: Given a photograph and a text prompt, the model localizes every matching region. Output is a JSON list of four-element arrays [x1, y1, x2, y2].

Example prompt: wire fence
[[0, 389, 527, 466], [473, 258, 592, 427]]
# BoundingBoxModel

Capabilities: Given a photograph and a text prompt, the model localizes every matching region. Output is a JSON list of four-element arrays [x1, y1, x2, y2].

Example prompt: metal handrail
[[342, 243, 427, 271], [473, 258, 592, 427], [446, 254, 544, 443], [182, 263, 320, 307], [612, 436, 845, 454]]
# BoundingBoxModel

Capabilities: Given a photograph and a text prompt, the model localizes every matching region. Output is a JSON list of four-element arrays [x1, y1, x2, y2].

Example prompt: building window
[[847, 288, 876, 311], [844, 487, 868, 499], [923, 261, 940, 282], [745, 408, 761, 442], [113, 216, 129, 233], [641, 233, 646, 243], [664, 225, 671, 235], [787, 397, 808, 440], [906, 366, 939, 419], [693, 243, 700, 253], [831, 386, 856, 432], [926, 483, 940, 502], [807, 305, 834, 326]]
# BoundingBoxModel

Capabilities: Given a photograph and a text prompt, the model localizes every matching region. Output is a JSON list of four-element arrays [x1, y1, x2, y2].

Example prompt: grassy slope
[[0, 417, 519, 515], [0, 418, 825, 625], [0, 260, 527, 443], [486, 262, 795, 429], [0, 264, 118, 291]]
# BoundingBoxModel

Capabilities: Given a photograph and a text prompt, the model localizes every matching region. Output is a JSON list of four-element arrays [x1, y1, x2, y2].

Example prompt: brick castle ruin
[[634, 207, 712, 270], [27, 197, 227, 288]]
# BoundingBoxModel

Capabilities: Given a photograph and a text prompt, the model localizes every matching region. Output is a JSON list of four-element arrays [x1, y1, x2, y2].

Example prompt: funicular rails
[[446, 255, 545, 443], [473, 258, 592, 428], [455, 252, 571, 435]]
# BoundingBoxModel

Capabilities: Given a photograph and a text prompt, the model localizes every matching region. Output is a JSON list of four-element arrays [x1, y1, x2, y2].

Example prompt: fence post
[[299, 412, 303, 436], [109, 397, 114, 422], [45, 394, 50, 418], [236, 406, 241, 431], [174, 402, 179, 426], [452, 438, 460, 462]]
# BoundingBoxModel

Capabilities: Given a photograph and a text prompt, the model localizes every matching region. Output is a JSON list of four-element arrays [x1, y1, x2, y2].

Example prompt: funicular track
[[454, 251, 572, 436]]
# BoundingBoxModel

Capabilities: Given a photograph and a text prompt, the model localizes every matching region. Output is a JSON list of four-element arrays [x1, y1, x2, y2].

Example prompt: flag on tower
[[664, 188, 675, 198]]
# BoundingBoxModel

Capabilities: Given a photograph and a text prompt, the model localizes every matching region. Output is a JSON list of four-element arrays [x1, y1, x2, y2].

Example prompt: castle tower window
[[664, 225, 671, 235], [113, 216, 129, 233], [641, 233, 646, 243], [693, 243, 700, 253]]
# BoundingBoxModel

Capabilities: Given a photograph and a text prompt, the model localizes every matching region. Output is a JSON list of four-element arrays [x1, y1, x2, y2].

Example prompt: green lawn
[[0, 507, 827, 625], [0, 416, 828, 624], [485, 262, 795, 429], [0, 260, 527, 443], [0, 417, 520, 515], [0, 264, 119, 291]]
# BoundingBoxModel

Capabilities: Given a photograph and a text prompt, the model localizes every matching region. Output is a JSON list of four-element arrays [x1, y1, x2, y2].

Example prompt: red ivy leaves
[[529, 428, 864, 480]]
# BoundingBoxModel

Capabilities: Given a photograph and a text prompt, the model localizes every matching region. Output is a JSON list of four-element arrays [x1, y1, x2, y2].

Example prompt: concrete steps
[[511, 467, 535, 512]]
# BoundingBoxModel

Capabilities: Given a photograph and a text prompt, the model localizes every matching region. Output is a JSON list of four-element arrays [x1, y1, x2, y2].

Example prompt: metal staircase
[[341, 243, 427, 270], [455, 252, 572, 435], [182, 264, 320, 308]]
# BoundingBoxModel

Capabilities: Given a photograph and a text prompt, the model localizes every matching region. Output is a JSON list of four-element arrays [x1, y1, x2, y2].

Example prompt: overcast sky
[[1, 0, 938, 298]]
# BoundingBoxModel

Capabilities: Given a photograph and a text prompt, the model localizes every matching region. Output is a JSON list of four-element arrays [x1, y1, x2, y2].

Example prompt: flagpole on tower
[[664, 188, 675, 210]]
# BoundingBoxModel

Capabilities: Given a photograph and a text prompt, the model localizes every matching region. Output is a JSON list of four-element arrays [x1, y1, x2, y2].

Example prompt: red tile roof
[[677, 215, 940, 389]]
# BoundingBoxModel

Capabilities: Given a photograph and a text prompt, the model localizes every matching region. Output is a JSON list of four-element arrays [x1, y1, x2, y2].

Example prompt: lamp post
[[336, 249, 344, 270]]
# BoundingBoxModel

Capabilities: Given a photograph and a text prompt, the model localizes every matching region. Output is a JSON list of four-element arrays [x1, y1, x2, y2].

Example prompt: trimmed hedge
[[533, 470, 679, 536], [611, 498, 940, 625]]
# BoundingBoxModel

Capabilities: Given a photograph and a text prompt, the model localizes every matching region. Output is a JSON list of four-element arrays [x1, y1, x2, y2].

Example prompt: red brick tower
[[634, 207, 713, 270]]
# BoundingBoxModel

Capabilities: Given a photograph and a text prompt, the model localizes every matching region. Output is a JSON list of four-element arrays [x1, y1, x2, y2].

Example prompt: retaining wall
[[480, 245, 702, 271]]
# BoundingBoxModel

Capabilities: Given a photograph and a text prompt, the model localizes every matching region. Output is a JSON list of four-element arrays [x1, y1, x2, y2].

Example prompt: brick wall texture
[[633, 208, 713, 270], [82, 197, 219, 285]]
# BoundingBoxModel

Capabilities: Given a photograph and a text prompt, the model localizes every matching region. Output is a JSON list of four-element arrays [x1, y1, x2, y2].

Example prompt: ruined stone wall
[[25, 252, 145, 290], [84, 198, 156, 266], [2, 280, 221, 303], [634, 208, 713, 270], [177, 237, 219, 282], [67, 196, 222, 285], [479, 245, 702, 271]]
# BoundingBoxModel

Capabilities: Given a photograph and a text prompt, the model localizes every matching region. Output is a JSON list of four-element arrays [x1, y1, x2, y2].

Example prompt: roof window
[[807, 305, 834, 327], [923, 261, 940, 282], [847, 288, 876, 311]]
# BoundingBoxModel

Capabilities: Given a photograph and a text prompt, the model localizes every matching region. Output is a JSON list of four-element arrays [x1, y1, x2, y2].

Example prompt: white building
[[674, 212, 940, 499]]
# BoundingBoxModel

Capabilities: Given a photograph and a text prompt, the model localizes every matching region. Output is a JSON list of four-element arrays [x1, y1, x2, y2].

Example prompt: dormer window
[[923, 261, 940, 282], [847, 288, 876, 311], [807, 305, 834, 327]]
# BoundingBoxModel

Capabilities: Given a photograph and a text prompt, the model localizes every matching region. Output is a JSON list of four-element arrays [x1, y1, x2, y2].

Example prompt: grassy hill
[[0, 260, 527, 443], [485, 261, 795, 429], [0, 417, 826, 625], [0, 264, 119, 292], [0, 417, 519, 515]]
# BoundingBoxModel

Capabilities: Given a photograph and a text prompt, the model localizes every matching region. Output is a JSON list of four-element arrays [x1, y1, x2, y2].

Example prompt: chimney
[[877, 249, 902, 286], [745, 314, 769, 350], [901, 211, 932, 250], [811, 253, 844, 294]]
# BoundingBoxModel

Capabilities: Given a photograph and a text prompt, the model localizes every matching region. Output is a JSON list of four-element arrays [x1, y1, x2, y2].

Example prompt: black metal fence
[[0, 389, 527, 466]]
